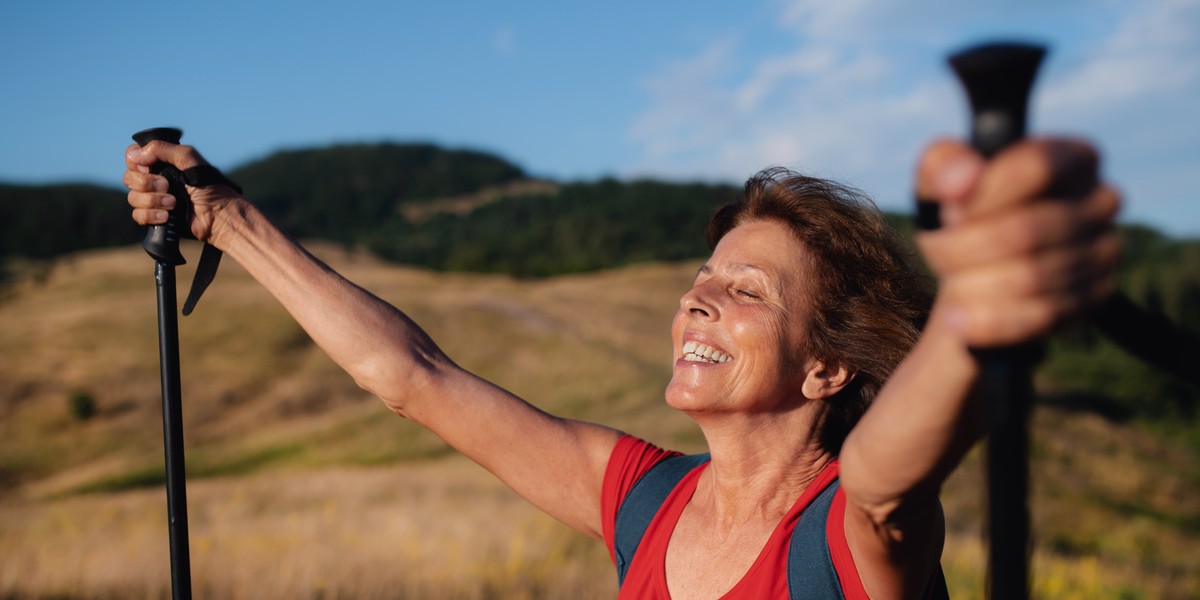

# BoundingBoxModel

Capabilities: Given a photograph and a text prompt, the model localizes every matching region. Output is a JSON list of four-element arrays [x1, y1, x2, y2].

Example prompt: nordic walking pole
[[916, 42, 1047, 600], [133, 126, 192, 600]]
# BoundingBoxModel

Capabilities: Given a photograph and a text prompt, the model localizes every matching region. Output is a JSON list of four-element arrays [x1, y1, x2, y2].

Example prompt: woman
[[124, 136, 1120, 598]]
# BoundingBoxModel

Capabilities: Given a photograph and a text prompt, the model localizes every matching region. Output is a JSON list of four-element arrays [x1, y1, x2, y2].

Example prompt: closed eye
[[735, 289, 760, 299]]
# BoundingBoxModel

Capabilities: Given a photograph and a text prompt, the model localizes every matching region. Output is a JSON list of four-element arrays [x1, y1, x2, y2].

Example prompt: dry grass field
[[1, 243, 1197, 599]]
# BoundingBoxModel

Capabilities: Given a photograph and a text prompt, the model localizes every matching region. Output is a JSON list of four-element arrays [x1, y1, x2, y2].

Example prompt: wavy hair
[[706, 167, 934, 453]]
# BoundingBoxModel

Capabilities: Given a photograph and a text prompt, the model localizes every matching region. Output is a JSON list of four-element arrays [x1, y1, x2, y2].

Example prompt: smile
[[681, 340, 733, 364]]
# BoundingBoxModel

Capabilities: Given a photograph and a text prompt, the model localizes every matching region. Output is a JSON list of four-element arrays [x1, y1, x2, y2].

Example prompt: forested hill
[[0, 142, 736, 276], [2, 141, 1198, 417], [228, 142, 528, 242], [0, 183, 138, 260], [1, 140, 1196, 287]]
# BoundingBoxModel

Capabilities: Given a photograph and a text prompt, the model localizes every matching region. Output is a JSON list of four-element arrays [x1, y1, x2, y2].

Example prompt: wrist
[[206, 197, 253, 251]]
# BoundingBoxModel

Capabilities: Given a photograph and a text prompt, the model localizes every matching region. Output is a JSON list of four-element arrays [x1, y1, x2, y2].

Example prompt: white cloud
[[1036, 0, 1200, 232], [624, 0, 1200, 234], [625, 0, 945, 191], [628, 37, 741, 162], [493, 25, 517, 57], [775, 0, 879, 37], [1042, 0, 1200, 117], [734, 49, 838, 112]]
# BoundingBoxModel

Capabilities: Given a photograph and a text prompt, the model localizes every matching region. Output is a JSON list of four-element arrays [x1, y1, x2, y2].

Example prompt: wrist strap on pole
[[174, 164, 242, 316]]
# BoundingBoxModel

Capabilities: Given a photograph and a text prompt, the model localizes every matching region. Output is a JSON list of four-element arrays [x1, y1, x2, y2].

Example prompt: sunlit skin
[[667, 219, 843, 419]]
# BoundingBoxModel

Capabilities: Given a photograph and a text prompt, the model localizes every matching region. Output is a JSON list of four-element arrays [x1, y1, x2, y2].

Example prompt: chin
[[663, 381, 692, 411], [664, 380, 717, 414]]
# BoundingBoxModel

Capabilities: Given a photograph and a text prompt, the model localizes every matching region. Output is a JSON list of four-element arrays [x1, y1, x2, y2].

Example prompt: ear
[[801, 360, 854, 400]]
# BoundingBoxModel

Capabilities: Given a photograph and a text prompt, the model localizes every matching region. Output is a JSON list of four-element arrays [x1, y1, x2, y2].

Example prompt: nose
[[679, 281, 718, 320]]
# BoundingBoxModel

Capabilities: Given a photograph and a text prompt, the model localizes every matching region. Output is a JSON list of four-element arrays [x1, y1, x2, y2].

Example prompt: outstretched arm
[[837, 138, 1121, 597], [125, 141, 622, 539]]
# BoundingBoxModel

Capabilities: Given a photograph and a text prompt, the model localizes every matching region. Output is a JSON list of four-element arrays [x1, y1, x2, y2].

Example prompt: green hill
[[2, 141, 1197, 419], [0, 183, 137, 261], [229, 142, 528, 242]]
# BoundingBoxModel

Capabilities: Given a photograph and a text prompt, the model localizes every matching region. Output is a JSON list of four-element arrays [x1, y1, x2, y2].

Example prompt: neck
[[690, 406, 834, 525]]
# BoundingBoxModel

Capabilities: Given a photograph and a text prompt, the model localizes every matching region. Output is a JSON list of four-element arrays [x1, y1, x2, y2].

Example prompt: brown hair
[[707, 167, 933, 453]]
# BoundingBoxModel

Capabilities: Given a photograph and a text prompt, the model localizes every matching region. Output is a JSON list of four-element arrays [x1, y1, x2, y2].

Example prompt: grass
[[2, 243, 1198, 598]]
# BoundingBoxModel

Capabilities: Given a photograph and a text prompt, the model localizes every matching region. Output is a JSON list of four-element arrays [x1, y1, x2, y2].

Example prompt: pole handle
[[948, 43, 1047, 159], [134, 127, 188, 265], [950, 43, 1048, 370], [916, 41, 1048, 600]]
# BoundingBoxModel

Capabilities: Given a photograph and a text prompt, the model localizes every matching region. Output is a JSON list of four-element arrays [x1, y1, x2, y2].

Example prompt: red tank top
[[601, 435, 869, 599]]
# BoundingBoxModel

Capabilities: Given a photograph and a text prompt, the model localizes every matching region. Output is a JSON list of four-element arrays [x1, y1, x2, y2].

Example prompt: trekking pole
[[916, 42, 1047, 600], [133, 126, 193, 600], [920, 40, 1200, 600]]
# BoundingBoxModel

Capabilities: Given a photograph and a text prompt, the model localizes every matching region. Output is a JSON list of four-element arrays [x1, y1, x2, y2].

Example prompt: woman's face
[[666, 219, 819, 415]]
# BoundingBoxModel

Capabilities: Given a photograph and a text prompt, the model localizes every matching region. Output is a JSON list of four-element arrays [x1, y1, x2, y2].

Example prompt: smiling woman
[[697, 169, 933, 452], [122, 132, 1120, 599]]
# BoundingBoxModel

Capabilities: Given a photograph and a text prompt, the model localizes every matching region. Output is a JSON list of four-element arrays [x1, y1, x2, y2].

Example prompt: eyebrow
[[696, 263, 784, 298], [697, 262, 770, 277]]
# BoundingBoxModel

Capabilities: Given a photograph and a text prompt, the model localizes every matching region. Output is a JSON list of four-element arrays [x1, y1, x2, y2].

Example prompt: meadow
[[1, 243, 1196, 598]]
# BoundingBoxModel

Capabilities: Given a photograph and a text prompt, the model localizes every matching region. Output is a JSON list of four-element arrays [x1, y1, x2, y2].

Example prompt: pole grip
[[134, 127, 188, 265], [946, 42, 1049, 365], [948, 44, 1046, 159], [920, 41, 1048, 600]]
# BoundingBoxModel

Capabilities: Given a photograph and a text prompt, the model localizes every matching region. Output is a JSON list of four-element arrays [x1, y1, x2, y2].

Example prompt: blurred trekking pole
[[919, 41, 1200, 600]]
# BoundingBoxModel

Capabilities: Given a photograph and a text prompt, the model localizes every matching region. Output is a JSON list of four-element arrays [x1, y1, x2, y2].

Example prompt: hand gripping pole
[[916, 42, 1047, 600]]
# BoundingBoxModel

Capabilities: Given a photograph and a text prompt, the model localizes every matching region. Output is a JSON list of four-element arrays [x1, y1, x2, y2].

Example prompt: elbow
[[839, 434, 941, 528], [350, 346, 447, 418]]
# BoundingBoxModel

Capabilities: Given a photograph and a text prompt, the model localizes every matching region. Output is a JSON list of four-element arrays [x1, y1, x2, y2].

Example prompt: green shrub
[[68, 390, 96, 421]]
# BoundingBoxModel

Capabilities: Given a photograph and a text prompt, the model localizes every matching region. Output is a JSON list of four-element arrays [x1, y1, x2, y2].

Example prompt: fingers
[[921, 206, 1121, 345], [915, 137, 1102, 227], [123, 140, 208, 226], [971, 137, 1099, 218], [131, 207, 170, 226], [124, 168, 176, 225], [915, 139, 984, 227], [915, 135, 1123, 347], [919, 184, 1121, 275], [125, 140, 208, 173]]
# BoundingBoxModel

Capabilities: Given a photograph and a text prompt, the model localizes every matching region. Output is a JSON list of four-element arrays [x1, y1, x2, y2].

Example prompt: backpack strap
[[613, 452, 711, 586], [787, 480, 845, 599], [787, 480, 950, 600]]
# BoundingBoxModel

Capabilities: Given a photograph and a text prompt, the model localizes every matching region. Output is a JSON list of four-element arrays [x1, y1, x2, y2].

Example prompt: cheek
[[670, 309, 685, 344], [728, 311, 802, 382], [728, 307, 790, 352]]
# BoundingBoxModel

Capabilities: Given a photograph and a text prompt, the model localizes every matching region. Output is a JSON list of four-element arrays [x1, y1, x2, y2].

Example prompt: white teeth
[[680, 341, 733, 364]]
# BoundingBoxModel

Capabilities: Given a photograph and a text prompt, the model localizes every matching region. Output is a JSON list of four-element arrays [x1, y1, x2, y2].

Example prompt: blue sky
[[2, 0, 1197, 236]]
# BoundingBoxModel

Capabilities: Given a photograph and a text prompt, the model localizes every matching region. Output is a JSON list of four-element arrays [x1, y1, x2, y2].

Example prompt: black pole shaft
[[979, 357, 1034, 599], [910, 42, 1046, 600], [155, 261, 192, 600], [947, 43, 1046, 600]]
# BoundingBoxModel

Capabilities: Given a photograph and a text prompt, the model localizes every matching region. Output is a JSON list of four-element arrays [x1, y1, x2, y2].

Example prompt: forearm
[[212, 199, 445, 408], [840, 303, 984, 522]]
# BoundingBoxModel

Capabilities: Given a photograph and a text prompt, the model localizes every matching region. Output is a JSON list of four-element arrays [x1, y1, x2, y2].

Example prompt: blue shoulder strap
[[787, 480, 950, 600], [613, 452, 711, 586], [787, 480, 845, 599], [615, 457, 949, 599]]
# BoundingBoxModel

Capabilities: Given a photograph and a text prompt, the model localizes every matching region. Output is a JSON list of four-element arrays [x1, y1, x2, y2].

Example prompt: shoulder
[[600, 435, 683, 560], [603, 435, 684, 503]]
